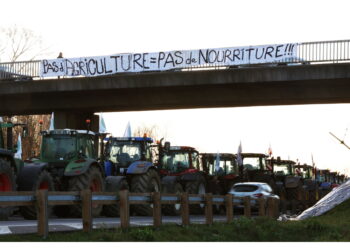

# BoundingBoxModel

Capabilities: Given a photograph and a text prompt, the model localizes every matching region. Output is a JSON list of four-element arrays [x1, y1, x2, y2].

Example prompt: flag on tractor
[[99, 113, 107, 133], [49, 112, 54, 130], [123, 121, 132, 137], [237, 141, 243, 166], [14, 134, 22, 159], [267, 144, 273, 157], [215, 152, 221, 172]]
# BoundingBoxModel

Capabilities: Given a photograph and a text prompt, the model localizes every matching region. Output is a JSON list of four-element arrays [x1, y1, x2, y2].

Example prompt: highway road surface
[[0, 215, 228, 235]]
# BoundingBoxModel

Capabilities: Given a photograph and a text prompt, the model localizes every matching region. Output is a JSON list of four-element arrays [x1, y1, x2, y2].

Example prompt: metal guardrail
[[1, 39, 350, 81], [0, 60, 40, 80]]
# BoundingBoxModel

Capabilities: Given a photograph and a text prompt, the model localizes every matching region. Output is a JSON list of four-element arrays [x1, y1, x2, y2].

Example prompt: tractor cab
[[238, 153, 275, 189], [104, 136, 153, 176], [293, 164, 313, 179], [30, 129, 100, 180], [40, 129, 97, 163], [158, 146, 200, 176], [240, 153, 272, 172], [200, 153, 238, 177], [272, 158, 294, 177]]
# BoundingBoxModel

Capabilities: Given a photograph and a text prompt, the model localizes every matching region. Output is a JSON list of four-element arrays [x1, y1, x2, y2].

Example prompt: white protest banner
[[40, 43, 298, 77]]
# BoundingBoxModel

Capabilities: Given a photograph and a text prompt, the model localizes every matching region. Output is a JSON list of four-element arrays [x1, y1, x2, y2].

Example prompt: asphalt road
[[0, 215, 228, 235]]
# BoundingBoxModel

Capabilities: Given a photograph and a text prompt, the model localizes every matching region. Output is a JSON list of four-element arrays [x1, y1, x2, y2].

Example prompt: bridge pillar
[[54, 112, 99, 133]]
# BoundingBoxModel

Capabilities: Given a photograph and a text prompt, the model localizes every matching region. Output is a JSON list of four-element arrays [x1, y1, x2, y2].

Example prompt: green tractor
[[0, 120, 27, 220], [17, 129, 105, 219]]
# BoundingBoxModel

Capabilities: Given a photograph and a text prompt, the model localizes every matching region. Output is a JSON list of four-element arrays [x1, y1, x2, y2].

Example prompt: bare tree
[[0, 25, 51, 159], [0, 25, 49, 62], [133, 123, 168, 142]]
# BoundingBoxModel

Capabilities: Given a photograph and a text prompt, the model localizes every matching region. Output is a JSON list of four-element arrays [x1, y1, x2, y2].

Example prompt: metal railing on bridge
[[1, 39, 350, 81]]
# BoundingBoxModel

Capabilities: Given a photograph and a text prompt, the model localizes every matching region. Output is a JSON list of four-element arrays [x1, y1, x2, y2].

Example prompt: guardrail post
[[81, 189, 92, 233], [152, 192, 162, 227], [225, 194, 233, 223], [205, 193, 213, 225], [119, 190, 130, 229], [37, 190, 48, 238], [258, 198, 265, 216], [243, 196, 251, 218], [181, 192, 190, 226]]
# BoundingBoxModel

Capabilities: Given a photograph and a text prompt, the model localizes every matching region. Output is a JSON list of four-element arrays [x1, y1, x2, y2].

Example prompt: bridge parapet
[[1, 39, 350, 81]]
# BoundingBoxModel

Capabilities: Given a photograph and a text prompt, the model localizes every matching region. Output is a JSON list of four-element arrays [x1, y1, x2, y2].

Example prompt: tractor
[[0, 120, 27, 220], [238, 153, 290, 211], [102, 136, 160, 216], [270, 158, 299, 201], [200, 153, 240, 196], [156, 142, 207, 215], [316, 169, 333, 197], [200, 153, 240, 213], [288, 163, 317, 206], [17, 128, 105, 219], [239, 153, 276, 189]]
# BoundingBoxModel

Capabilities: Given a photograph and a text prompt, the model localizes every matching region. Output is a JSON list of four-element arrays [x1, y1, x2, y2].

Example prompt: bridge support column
[[53, 111, 99, 133]]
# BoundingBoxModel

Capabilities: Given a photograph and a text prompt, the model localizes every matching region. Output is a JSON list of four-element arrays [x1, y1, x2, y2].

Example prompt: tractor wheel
[[185, 176, 206, 214], [130, 169, 160, 216], [0, 159, 17, 220], [103, 177, 129, 217], [20, 170, 55, 220], [59, 166, 104, 218], [162, 182, 183, 216]]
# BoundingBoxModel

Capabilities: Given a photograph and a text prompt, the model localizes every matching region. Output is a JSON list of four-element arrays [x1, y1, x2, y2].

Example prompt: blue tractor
[[102, 136, 160, 216]]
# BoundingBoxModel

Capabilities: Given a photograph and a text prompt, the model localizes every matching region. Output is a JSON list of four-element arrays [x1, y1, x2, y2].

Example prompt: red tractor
[[157, 142, 206, 215]]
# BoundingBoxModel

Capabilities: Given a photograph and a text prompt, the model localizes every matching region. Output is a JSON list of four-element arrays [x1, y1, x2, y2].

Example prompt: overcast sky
[[1, 0, 350, 174]]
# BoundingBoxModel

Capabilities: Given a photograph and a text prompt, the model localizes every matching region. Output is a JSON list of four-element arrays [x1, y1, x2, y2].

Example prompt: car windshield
[[274, 164, 290, 175], [242, 157, 260, 170], [161, 151, 190, 172], [41, 135, 76, 161], [108, 141, 142, 166], [233, 185, 259, 192]]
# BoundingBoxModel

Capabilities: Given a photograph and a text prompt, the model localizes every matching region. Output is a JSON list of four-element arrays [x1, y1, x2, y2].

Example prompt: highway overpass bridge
[[1, 39, 350, 131]]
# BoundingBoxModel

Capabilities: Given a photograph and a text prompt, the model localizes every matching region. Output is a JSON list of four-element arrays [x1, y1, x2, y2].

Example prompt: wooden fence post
[[205, 193, 213, 225], [119, 190, 130, 229], [258, 198, 265, 216], [81, 189, 92, 233], [291, 199, 297, 215], [152, 192, 162, 227], [37, 189, 48, 238], [181, 192, 190, 226], [274, 198, 280, 218], [243, 196, 251, 218], [225, 194, 233, 223], [267, 197, 274, 218]]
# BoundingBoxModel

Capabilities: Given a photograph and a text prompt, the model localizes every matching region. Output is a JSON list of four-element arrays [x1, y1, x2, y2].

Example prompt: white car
[[228, 182, 279, 209]]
